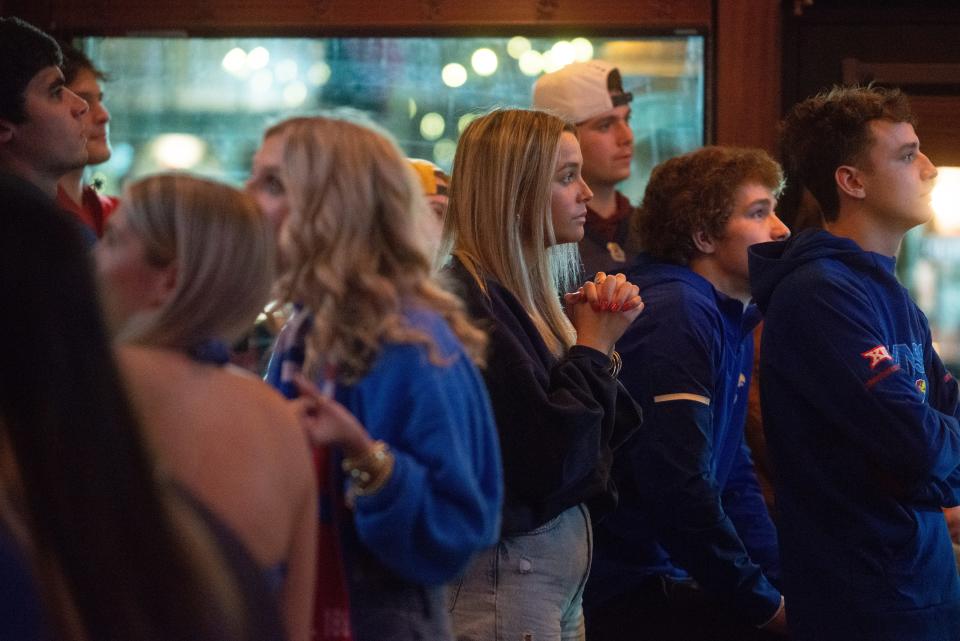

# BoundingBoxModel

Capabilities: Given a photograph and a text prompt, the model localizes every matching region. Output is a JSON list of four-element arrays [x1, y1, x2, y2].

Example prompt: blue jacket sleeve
[[346, 342, 503, 585], [763, 273, 960, 504], [617, 296, 781, 625], [721, 438, 782, 586]]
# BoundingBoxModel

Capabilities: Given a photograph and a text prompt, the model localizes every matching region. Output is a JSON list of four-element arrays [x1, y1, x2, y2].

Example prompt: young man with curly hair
[[586, 146, 790, 641], [750, 85, 960, 641]]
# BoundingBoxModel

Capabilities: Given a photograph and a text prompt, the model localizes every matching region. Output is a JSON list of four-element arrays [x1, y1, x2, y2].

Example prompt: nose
[[66, 87, 89, 118], [920, 151, 938, 182], [579, 177, 593, 203], [617, 119, 633, 146], [769, 212, 790, 241], [94, 100, 110, 124]]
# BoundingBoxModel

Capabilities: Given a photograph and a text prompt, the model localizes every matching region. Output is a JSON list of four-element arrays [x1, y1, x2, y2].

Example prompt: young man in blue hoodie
[[586, 146, 790, 640], [750, 85, 960, 641]]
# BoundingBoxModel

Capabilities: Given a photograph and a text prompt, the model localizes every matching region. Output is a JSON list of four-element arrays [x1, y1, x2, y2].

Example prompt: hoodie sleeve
[[617, 296, 782, 625], [348, 340, 503, 585], [763, 271, 960, 503]]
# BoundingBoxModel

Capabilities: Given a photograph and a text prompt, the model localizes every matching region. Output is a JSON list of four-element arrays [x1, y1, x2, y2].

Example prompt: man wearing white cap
[[533, 60, 637, 278]]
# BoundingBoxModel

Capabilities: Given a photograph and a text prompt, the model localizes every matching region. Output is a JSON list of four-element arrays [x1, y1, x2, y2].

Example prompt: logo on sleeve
[[861, 345, 893, 370]]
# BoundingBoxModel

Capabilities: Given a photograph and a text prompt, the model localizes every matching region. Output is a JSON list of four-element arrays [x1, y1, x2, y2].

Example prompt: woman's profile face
[[94, 206, 173, 332], [549, 131, 593, 246], [246, 133, 290, 235]]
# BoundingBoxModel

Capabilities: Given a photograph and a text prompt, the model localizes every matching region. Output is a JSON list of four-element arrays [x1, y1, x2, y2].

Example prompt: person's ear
[[150, 260, 179, 307], [0, 118, 15, 144], [692, 229, 716, 254], [836, 165, 866, 200]]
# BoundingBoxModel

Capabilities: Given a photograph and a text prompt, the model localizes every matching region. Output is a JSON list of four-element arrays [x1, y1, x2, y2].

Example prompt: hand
[[759, 599, 788, 636], [565, 272, 643, 312], [945, 506, 960, 544], [291, 374, 374, 458], [563, 273, 644, 355]]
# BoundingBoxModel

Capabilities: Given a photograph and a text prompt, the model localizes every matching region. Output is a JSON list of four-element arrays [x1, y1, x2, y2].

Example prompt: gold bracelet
[[342, 440, 395, 496], [608, 350, 622, 378]]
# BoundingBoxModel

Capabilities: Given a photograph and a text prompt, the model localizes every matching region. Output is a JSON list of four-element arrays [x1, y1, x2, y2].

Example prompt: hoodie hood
[[749, 228, 896, 313], [625, 252, 710, 293]]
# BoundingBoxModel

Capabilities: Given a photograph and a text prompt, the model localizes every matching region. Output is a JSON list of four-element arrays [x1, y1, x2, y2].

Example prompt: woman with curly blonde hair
[[441, 108, 644, 641], [261, 114, 502, 641]]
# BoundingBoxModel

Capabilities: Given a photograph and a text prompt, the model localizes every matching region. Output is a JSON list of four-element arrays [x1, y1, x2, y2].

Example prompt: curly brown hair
[[629, 146, 784, 266], [779, 85, 914, 222]]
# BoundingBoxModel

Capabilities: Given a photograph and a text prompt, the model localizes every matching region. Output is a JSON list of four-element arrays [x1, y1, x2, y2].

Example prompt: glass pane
[[78, 35, 705, 204]]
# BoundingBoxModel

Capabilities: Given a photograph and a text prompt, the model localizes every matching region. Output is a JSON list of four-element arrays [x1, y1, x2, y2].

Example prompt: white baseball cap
[[532, 60, 633, 124]]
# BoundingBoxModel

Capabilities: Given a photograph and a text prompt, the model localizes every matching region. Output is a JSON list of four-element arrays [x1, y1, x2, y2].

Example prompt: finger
[[581, 281, 601, 309], [594, 271, 607, 286], [599, 274, 619, 310], [607, 282, 636, 312], [621, 295, 644, 312]]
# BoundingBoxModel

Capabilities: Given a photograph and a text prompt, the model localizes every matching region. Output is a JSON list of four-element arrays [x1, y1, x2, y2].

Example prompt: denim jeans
[[449, 504, 592, 641]]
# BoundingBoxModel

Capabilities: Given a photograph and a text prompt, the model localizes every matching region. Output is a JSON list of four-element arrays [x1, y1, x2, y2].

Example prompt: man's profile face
[[576, 103, 633, 190], [2, 66, 89, 177], [68, 67, 111, 165], [856, 119, 938, 232]]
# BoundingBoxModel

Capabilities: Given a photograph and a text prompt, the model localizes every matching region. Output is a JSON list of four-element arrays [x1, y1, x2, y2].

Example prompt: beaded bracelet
[[341, 440, 395, 497]]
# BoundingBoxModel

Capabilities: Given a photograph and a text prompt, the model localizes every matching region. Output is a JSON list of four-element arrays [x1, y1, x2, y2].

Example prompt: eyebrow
[[896, 141, 919, 154], [555, 161, 580, 172]]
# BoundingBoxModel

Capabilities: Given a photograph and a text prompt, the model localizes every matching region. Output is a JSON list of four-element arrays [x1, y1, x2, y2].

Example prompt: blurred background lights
[[471, 48, 498, 76], [458, 112, 478, 133], [441, 63, 468, 88], [550, 41, 577, 68], [408, 98, 417, 119], [307, 61, 331, 86], [541, 49, 565, 74], [250, 69, 274, 93], [275, 59, 299, 83], [221, 47, 247, 75], [420, 112, 446, 140], [282, 81, 308, 107], [247, 46, 270, 69], [931, 167, 960, 234], [433, 138, 457, 167], [507, 36, 532, 59], [518, 50, 544, 76], [153, 133, 206, 170], [571, 37, 594, 61]]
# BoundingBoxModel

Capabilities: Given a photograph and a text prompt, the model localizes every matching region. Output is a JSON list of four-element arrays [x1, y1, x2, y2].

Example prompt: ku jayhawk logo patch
[[861, 342, 928, 399], [861, 345, 893, 370]]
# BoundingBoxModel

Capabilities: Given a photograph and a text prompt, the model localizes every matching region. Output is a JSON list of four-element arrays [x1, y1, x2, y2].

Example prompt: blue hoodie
[[750, 228, 960, 641], [587, 255, 782, 626]]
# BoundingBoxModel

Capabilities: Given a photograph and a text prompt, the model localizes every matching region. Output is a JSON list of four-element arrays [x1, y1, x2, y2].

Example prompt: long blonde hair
[[271, 115, 485, 382], [117, 173, 274, 351], [441, 108, 579, 355]]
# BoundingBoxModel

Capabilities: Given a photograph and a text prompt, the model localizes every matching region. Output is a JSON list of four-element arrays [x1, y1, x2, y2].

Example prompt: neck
[[689, 255, 751, 306], [587, 184, 618, 219], [59, 168, 85, 204], [825, 204, 905, 258], [0, 157, 58, 199]]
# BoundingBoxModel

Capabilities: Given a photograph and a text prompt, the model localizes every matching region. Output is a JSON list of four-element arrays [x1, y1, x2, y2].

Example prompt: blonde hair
[[441, 108, 579, 355], [271, 115, 486, 382], [118, 173, 274, 350]]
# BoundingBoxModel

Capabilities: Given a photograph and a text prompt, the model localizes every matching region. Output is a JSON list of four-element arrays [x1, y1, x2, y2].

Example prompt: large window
[[79, 34, 705, 204]]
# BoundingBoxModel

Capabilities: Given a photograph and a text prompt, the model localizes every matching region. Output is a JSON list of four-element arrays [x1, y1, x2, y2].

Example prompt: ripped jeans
[[449, 504, 592, 641]]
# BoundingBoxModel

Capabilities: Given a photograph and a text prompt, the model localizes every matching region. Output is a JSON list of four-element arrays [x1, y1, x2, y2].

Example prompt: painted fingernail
[[610, 303, 621, 312]]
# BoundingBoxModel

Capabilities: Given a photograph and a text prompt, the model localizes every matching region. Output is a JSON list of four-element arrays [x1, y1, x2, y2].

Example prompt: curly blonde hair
[[271, 115, 486, 383]]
